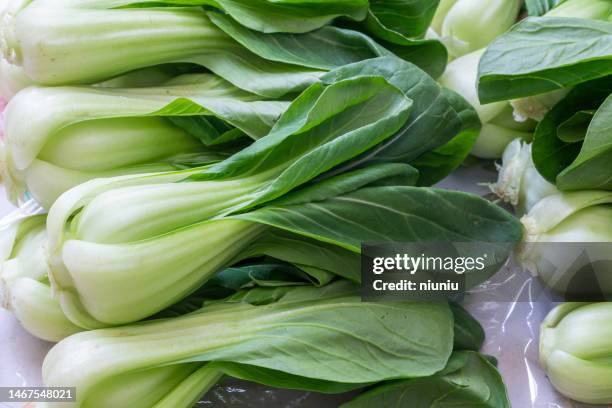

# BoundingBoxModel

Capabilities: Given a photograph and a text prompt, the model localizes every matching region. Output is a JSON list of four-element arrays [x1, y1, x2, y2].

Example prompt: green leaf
[[188, 61, 415, 208], [237, 185, 523, 260], [556, 110, 595, 143], [380, 38, 448, 79], [186, 50, 323, 98], [342, 352, 511, 408], [532, 77, 612, 184], [271, 163, 420, 207], [450, 303, 485, 351], [235, 183, 520, 289], [364, 0, 440, 40], [168, 115, 245, 145], [411, 88, 481, 186], [525, 0, 564, 16], [153, 263, 313, 318], [44, 281, 455, 397], [184, 283, 455, 382], [119, 0, 369, 33], [149, 91, 287, 137], [243, 230, 360, 283], [214, 362, 367, 394], [477, 17, 612, 103], [208, 11, 447, 90], [208, 12, 392, 70], [316, 57, 462, 179], [558, 93, 612, 190], [356, 0, 447, 78]]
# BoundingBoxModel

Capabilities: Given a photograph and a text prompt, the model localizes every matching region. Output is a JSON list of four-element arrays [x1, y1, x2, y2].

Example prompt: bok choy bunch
[[0, 0, 448, 96], [1, 73, 288, 208], [48, 175, 521, 328], [438, 0, 612, 159], [44, 57, 514, 328], [40, 280, 488, 407], [0, 215, 81, 341], [2, 54, 476, 209], [540, 302, 612, 404]]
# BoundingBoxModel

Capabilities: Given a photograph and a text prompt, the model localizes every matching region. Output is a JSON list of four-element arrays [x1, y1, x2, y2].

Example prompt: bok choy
[[0, 215, 81, 341], [48, 176, 521, 327], [1, 73, 287, 208], [0, 0, 449, 94], [540, 302, 612, 404], [40, 280, 505, 407], [42, 281, 456, 406], [42, 58, 516, 327]]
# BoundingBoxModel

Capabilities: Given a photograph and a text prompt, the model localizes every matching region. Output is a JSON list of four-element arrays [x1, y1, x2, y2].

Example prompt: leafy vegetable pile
[[0, 0, 610, 406]]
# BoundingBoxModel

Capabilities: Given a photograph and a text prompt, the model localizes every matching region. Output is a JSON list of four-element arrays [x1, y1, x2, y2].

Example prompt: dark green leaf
[[478, 17, 612, 103], [243, 230, 360, 283], [119, 0, 369, 33], [209, 12, 392, 70], [188, 60, 415, 210], [380, 38, 447, 79], [532, 77, 612, 184], [214, 362, 368, 394], [168, 115, 244, 145], [272, 163, 420, 207], [317, 57, 462, 179], [185, 282, 455, 382], [356, 0, 447, 77], [364, 0, 440, 40], [450, 303, 485, 351], [411, 88, 481, 186], [556, 110, 595, 143], [342, 352, 511, 408], [237, 186, 523, 253], [558, 93, 612, 190], [153, 263, 311, 317]]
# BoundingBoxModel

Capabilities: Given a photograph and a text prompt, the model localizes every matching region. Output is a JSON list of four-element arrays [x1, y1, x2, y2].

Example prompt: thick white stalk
[[10, 278, 81, 341], [10, 5, 230, 84], [440, 0, 522, 58], [2, 74, 286, 207], [0, 215, 80, 341], [540, 303, 612, 404], [56, 219, 265, 326], [439, 49, 533, 159]]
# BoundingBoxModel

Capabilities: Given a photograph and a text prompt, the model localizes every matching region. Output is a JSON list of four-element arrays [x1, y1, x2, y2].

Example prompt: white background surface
[[0, 168, 581, 407]]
